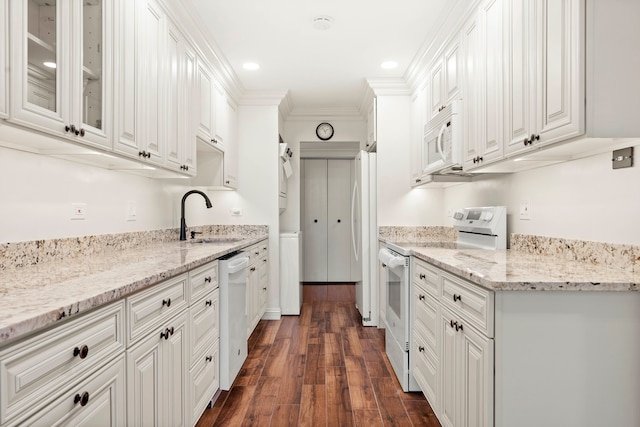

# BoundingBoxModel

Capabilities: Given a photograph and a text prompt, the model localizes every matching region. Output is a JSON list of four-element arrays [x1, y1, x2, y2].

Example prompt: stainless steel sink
[[187, 237, 245, 244]]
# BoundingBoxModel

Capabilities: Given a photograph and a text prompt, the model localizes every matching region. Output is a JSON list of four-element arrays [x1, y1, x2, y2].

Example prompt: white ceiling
[[185, 0, 456, 114]]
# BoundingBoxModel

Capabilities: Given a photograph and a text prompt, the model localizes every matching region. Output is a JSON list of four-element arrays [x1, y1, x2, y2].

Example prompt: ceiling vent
[[311, 15, 334, 30]]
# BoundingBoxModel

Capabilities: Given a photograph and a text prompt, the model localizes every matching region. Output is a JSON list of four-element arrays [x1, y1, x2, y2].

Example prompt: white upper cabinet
[[0, 0, 7, 118], [196, 59, 228, 152], [113, 0, 166, 166], [410, 80, 429, 186], [165, 20, 196, 175], [223, 96, 238, 189], [467, 0, 505, 171], [429, 35, 461, 117], [366, 96, 377, 151], [9, 0, 112, 149], [462, 12, 482, 169]]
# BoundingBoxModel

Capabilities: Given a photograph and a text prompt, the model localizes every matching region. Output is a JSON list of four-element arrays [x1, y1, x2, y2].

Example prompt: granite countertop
[[380, 239, 639, 292], [0, 235, 267, 346]]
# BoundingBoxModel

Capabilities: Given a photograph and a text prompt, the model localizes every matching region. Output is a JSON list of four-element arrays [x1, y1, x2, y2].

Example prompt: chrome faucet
[[180, 190, 213, 240]]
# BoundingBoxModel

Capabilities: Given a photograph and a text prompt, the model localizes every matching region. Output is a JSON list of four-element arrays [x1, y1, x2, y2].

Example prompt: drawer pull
[[381, 263, 387, 268], [418, 294, 425, 301], [204, 276, 212, 283], [262, 287, 267, 290], [162, 298, 172, 307], [455, 322, 464, 332], [255, 251, 260, 255], [73, 345, 89, 359], [205, 355, 212, 362], [419, 273, 426, 280], [74, 391, 90, 407], [205, 300, 212, 306], [250, 267, 256, 272], [263, 259, 268, 263], [418, 346, 425, 352], [160, 327, 174, 340], [450, 319, 457, 329], [453, 294, 462, 302]]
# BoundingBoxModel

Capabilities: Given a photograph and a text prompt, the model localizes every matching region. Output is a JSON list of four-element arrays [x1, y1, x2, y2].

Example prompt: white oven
[[379, 247, 420, 392], [422, 100, 463, 175]]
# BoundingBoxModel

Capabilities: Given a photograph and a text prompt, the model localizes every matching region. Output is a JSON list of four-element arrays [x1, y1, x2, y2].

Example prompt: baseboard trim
[[262, 308, 281, 320]]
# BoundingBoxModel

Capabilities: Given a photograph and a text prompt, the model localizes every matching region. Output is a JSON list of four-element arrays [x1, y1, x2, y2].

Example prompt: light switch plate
[[612, 147, 633, 169], [519, 199, 531, 220]]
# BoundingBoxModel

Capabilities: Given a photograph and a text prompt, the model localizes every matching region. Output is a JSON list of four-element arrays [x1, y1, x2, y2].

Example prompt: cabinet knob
[[250, 267, 256, 272], [381, 263, 387, 268], [523, 137, 530, 146], [530, 133, 540, 143], [415, 178, 422, 183], [337, 219, 341, 223], [262, 287, 267, 290], [205, 300, 212, 306], [79, 128, 85, 137], [205, 355, 212, 362], [162, 298, 171, 307], [225, 180, 230, 184], [418, 294, 425, 301], [73, 345, 90, 359], [65, 125, 71, 133], [418, 345, 425, 352], [204, 276, 212, 283], [453, 294, 462, 302], [419, 273, 426, 280], [74, 391, 90, 407], [314, 219, 318, 223]]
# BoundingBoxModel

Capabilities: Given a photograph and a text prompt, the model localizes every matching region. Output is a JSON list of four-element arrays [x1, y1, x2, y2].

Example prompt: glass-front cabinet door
[[9, 0, 111, 149]]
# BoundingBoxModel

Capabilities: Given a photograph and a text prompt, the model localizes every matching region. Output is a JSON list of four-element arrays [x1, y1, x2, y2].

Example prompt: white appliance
[[279, 231, 302, 315], [351, 150, 377, 326], [218, 251, 249, 390], [381, 206, 507, 392], [423, 100, 464, 175]]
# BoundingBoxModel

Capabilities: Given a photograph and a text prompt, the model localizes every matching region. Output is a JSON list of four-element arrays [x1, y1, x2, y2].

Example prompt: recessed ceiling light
[[312, 15, 334, 30], [243, 62, 260, 71], [381, 61, 398, 69], [43, 61, 57, 69]]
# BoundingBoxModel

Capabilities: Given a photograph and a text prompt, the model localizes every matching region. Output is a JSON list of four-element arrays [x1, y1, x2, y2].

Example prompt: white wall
[[376, 95, 444, 226], [443, 141, 640, 245], [0, 146, 192, 243], [280, 118, 366, 233]]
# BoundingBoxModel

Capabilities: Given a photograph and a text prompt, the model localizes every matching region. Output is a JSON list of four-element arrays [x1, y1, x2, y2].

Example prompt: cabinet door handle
[[418, 294, 425, 301], [419, 273, 426, 280], [162, 298, 171, 307], [418, 345, 425, 352], [74, 391, 90, 407], [262, 287, 267, 291], [204, 276, 212, 283], [205, 355, 212, 362], [453, 294, 462, 302], [205, 300, 212, 306], [73, 345, 89, 359], [530, 133, 540, 143], [455, 323, 464, 332], [450, 319, 457, 329], [523, 136, 530, 146], [250, 267, 256, 272], [381, 263, 387, 268]]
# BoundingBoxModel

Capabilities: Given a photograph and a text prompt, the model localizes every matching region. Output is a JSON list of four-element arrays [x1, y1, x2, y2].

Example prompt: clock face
[[316, 122, 334, 141]]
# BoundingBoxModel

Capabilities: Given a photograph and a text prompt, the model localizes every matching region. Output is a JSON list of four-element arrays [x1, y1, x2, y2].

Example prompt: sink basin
[[187, 237, 245, 244]]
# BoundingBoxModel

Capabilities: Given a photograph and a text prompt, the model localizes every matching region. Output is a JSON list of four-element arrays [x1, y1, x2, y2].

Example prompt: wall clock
[[316, 122, 334, 141]]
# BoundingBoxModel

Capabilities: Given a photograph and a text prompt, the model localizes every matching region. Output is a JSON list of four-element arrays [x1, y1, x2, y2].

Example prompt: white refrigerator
[[351, 151, 378, 327]]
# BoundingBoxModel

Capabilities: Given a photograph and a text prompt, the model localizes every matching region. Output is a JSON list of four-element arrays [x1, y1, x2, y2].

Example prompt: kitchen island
[[381, 237, 640, 427]]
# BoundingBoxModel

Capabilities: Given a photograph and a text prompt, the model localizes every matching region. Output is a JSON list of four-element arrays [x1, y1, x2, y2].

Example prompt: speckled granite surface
[[510, 233, 640, 273], [0, 226, 267, 345], [0, 225, 268, 271], [379, 226, 457, 242]]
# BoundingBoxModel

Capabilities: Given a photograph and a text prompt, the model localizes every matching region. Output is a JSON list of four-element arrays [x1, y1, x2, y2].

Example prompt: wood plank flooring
[[196, 284, 441, 427]]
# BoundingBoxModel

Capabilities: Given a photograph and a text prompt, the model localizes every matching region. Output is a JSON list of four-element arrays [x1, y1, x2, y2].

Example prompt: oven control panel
[[452, 206, 506, 235]]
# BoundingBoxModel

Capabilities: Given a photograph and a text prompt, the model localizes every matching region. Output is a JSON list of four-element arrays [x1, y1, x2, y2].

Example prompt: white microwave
[[422, 100, 464, 175]]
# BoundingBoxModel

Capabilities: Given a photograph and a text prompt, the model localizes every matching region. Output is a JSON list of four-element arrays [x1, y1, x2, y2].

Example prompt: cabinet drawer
[[247, 244, 261, 265], [413, 258, 440, 296], [12, 354, 126, 427], [190, 289, 219, 367], [413, 288, 439, 357], [441, 272, 494, 337], [189, 339, 219, 425], [127, 274, 188, 345], [259, 241, 268, 257], [0, 301, 125, 425], [190, 261, 218, 304], [412, 334, 439, 412]]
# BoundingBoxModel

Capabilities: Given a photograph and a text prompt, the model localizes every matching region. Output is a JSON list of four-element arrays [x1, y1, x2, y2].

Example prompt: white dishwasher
[[218, 251, 249, 390]]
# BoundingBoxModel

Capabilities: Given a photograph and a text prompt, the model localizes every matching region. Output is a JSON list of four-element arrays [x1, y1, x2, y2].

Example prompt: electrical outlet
[[446, 208, 453, 218], [126, 201, 137, 221], [71, 203, 86, 220], [519, 199, 532, 220]]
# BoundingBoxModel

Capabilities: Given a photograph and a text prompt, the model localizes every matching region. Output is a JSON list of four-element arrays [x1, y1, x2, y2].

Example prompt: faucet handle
[[190, 231, 203, 239]]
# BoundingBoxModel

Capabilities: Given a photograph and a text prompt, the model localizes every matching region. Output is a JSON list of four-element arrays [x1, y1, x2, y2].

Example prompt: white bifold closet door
[[303, 159, 352, 282]]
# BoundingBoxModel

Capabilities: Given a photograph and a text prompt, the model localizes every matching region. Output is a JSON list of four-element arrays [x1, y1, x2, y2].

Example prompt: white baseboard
[[261, 307, 281, 320]]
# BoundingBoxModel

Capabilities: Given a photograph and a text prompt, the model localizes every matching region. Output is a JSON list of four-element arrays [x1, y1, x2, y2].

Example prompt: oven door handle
[[378, 248, 406, 269]]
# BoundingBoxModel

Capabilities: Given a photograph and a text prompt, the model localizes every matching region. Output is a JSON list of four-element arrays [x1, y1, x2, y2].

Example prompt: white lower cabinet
[[412, 257, 494, 427], [18, 355, 127, 427], [127, 310, 188, 427], [246, 242, 269, 338], [1, 261, 222, 427]]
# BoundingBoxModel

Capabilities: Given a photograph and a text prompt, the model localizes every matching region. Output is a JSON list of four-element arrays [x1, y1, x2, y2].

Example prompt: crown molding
[[365, 78, 411, 96], [239, 90, 288, 106]]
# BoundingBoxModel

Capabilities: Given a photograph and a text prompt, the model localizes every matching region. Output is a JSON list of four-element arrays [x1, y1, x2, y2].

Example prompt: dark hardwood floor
[[196, 284, 441, 426]]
